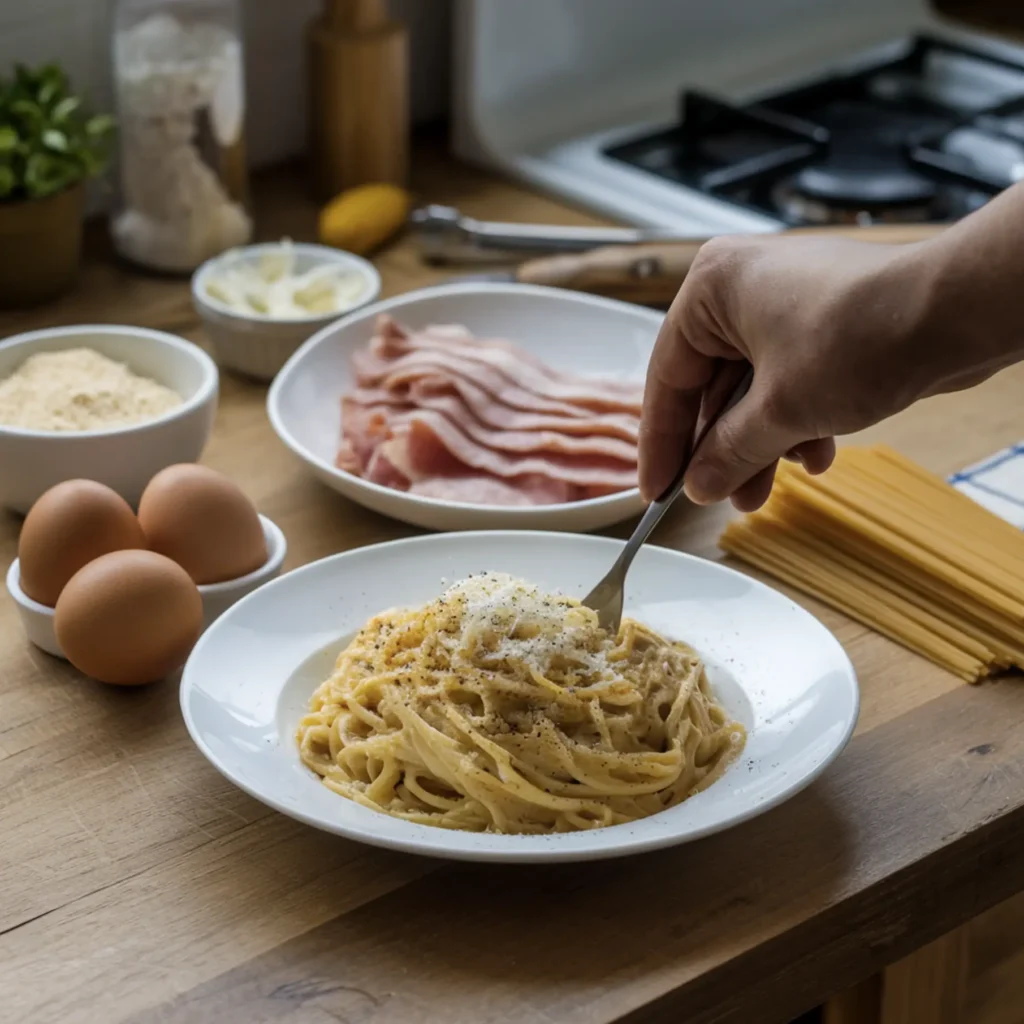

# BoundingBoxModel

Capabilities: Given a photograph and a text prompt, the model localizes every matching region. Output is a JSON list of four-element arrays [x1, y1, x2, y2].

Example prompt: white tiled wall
[[0, 0, 452, 167]]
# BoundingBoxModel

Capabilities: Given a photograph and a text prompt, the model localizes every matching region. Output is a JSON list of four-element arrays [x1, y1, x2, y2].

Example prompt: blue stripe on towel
[[950, 442, 1024, 528]]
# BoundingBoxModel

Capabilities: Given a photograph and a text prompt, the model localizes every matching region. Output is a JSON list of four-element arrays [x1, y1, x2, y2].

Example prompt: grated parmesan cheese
[[0, 348, 184, 432], [445, 572, 611, 675]]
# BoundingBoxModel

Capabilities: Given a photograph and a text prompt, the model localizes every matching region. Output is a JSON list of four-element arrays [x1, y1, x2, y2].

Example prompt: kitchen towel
[[950, 443, 1024, 528]]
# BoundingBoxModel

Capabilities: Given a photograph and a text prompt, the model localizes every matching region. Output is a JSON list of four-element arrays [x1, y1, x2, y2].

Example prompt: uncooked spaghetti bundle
[[720, 445, 1024, 682]]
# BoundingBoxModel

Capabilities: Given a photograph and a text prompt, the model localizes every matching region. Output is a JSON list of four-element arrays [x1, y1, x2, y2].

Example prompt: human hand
[[638, 234, 940, 511]]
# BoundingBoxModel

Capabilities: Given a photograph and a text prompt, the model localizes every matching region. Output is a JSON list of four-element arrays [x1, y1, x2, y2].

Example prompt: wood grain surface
[[2, 148, 1023, 1024]]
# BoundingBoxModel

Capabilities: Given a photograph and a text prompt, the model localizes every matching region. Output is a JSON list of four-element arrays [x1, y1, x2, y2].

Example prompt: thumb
[[683, 383, 802, 505]]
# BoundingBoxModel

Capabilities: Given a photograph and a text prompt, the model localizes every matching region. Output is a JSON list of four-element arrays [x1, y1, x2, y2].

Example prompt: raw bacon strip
[[363, 445, 412, 490], [362, 425, 577, 506], [408, 394, 637, 461], [373, 331, 643, 414], [348, 376, 641, 442], [353, 348, 601, 419], [411, 375, 640, 440], [376, 316, 644, 397], [397, 413, 638, 490], [340, 403, 605, 505], [343, 396, 638, 463], [409, 474, 574, 506], [339, 401, 393, 470], [364, 325, 643, 416], [336, 437, 362, 474], [337, 319, 644, 506]]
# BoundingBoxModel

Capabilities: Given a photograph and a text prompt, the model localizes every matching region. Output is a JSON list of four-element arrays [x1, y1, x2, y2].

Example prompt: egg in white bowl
[[193, 241, 382, 382], [6, 514, 288, 662], [266, 282, 661, 532]]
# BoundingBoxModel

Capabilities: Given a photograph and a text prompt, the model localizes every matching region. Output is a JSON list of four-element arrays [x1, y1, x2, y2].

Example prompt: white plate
[[266, 282, 661, 532], [180, 532, 859, 863]]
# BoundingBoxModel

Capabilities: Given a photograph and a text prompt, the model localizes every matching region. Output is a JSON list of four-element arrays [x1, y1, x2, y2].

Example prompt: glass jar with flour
[[112, 0, 252, 272]]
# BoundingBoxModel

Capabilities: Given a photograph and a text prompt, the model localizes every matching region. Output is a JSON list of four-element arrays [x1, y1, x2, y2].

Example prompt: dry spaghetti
[[720, 445, 1024, 683], [296, 573, 745, 833]]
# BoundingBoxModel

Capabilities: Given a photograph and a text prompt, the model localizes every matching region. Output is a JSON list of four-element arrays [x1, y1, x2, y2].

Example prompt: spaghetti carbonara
[[296, 573, 746, 834]]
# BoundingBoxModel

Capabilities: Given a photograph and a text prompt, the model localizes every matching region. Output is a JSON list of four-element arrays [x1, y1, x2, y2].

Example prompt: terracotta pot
[[0, 183, 85, 308]]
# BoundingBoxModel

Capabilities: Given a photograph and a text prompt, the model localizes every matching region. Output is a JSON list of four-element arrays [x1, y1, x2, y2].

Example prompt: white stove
[[452, 0, 1024, 232]]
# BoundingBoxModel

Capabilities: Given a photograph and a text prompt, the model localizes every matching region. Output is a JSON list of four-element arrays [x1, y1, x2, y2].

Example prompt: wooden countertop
[[3, 152, 1024, 1024]]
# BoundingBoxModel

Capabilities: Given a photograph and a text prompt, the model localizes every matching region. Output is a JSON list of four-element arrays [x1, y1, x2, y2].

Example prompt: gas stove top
[[604, 36, 1024, 226]]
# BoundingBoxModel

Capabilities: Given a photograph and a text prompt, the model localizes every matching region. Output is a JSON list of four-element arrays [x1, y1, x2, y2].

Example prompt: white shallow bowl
[[5, 559, 63, 657], [5, 515, 286, 660], [267, 282, 661, 532], [180, 531, 860, 864], [0, 325, 219, 514], [193, 243, 382, 382]]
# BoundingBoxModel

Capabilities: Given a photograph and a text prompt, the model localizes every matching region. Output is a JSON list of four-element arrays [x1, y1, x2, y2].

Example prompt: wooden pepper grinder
[[307, 0, 410, 199]]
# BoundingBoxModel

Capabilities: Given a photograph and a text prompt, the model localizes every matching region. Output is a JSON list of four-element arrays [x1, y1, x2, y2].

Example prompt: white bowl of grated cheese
[[193, 241, 381, 382], [0, 325, 218, 514]]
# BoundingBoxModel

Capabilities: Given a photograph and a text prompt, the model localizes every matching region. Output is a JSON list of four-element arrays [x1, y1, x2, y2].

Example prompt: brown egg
[[54, 550, 203, 686], [18, 480, 147, 607], [138, 464, 268, 585]]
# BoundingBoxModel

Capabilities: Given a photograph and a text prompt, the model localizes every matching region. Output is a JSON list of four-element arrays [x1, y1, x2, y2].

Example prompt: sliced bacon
[[399, 413, 637, 490], [409, 474, 573, 506], [337, 318, 643, 506], [342, 396, 637, 464], [360, 322, 643, 416], [339, 401, 391, 470], [363, 444, 411, 490], [348, 376, 640, 442], [375, 316, 644, 398], [353, 348, 605, 420], [359, 427, 574, 505], [336, 437, 362, 474]]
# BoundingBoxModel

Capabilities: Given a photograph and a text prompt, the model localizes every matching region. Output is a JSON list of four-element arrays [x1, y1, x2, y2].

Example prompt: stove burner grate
[[603, 34, 1024, 226]]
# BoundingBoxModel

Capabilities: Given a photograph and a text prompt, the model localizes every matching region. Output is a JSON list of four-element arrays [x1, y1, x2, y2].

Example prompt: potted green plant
[[0, 63, 114, 308]]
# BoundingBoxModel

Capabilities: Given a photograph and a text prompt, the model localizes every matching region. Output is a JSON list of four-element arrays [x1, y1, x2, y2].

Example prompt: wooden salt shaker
[[307, 0, 410, 199]]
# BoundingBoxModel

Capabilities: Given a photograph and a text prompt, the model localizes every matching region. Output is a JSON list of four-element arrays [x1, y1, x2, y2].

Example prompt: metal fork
[[582, 366, 754, 632]]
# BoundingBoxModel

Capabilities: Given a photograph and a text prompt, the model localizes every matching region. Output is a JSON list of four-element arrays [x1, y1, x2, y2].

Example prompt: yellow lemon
[[317, 183, 411, 256]]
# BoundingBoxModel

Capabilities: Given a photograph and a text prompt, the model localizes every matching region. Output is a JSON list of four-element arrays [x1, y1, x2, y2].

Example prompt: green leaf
[[0, 165, 15, 198], [42, 129, 67, 152], [38, 81, 59, 107], [10, 99, 43, 130], [35, 64, 67, 104], [23, 152, 75, 198], [0, 126, 18, 152], [85, 114, 115, 137], [52, 96, 80, 121]]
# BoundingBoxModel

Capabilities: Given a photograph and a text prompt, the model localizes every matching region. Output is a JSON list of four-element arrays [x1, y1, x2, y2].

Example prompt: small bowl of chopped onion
[[192, 241, 382, 382]]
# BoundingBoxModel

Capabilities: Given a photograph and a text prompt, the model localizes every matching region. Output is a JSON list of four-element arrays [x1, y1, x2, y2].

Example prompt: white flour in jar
[[0, 349, 183, 432], [113, 13, 252, 272]]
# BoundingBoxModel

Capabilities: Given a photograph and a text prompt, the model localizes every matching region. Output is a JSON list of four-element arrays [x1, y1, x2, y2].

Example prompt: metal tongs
[[410, 204, 686, 264], [410, 206, 948, 270], [583, 367, 754, 632]]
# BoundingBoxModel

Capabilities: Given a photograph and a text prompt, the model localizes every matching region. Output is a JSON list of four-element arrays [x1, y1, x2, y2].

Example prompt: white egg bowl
[[5, 558, 63, 657], [192, 243, 382, 382], [193, 515, 288, 627], [0, 324, 219, 514], [267, 282, 661, 532], [5, 514, 287, 661]]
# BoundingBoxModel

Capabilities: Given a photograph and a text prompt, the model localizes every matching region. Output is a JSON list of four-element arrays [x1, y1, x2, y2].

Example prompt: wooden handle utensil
[[514, 223, 948, 304]]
